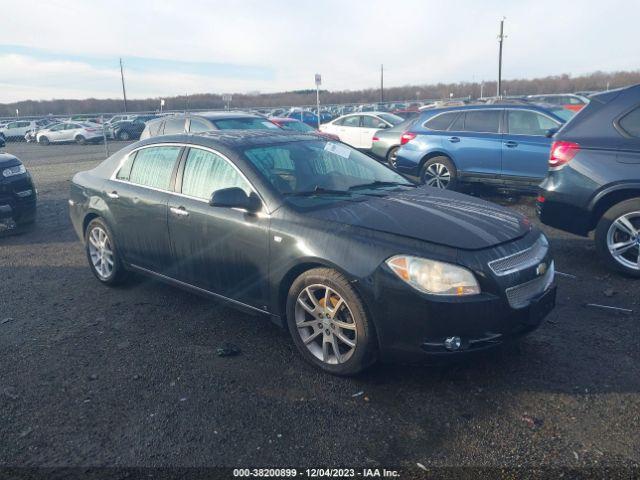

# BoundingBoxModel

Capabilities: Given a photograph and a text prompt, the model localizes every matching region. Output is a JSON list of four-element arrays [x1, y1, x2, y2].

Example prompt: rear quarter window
[[618, 107, 640, 137], [423, 112, 458, 131]]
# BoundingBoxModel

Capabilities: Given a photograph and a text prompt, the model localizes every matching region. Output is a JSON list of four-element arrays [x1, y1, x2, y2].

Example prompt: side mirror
[[209, 187, 261, 213], [545, 127, 559, 138]]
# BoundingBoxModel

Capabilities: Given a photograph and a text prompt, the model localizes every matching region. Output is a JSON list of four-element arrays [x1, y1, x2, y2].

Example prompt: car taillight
[[549, 141, 580, 170], [400, 132, 416, 145], [372, 136, 380, 142]]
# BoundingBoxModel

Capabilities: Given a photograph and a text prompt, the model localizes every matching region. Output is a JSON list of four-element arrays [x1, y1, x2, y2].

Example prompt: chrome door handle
[[170, 206, 189, 217], [106, 191, 119, 199], [448, 136, 460, 143]]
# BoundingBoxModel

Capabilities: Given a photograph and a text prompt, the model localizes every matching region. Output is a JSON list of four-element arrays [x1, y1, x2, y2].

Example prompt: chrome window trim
[[109, 142, 270, 213]]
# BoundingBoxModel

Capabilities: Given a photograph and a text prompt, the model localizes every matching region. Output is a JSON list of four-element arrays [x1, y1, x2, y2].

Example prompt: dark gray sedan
[[370, 119, 417, 168]]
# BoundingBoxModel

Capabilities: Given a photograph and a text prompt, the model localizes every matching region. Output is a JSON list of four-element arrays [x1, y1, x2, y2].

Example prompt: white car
[[105, 114, 136, 125], [36, 122, 104, 145], [319, 112, 404, 149], [0, 119, 49, 141]]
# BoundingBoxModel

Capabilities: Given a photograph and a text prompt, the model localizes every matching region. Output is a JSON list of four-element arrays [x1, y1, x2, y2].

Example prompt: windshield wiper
[[348, 180, 416, 191], [284, 185, 352, 197]]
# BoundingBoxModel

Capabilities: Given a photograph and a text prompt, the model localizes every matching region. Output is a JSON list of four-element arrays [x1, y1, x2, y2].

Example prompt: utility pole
[[497, 17, 506, 98], [380, 64, 384, 104], [119, 58, 128, 112]]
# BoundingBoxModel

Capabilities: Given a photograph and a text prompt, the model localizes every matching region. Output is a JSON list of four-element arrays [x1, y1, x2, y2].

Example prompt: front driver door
[[167, 147, 269, 310], [502, 109, 559, 186]]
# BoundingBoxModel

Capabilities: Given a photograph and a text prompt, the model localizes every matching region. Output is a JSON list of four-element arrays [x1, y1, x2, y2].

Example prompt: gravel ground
[[0, 141, 638, 473]]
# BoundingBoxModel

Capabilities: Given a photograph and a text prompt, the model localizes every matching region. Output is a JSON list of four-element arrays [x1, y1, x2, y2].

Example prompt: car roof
[[270, 117, 298, 123], [138, 129, 320, 150]]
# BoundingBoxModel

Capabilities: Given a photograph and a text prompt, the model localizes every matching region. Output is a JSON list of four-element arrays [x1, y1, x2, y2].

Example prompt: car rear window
[[212, 118, 280, 130], [618, 107, 640, 137]]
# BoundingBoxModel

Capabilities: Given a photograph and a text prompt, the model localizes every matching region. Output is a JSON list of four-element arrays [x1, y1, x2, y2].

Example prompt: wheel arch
[[418, 150, 456, 172], [589, 185, 640, 230]]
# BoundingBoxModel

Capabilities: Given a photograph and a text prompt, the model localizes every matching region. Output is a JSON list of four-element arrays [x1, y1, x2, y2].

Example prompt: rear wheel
[[595, 199, 640, 277], [420, 156, 457, 189], [286, 268, 377, 375], [118, 130, 130, 141], [85, 218, 128, 285], [387, 146, 400, 169]]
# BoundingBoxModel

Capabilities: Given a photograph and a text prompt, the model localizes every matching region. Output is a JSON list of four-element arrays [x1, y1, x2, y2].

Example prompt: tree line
[[2, 70, 639, 117]]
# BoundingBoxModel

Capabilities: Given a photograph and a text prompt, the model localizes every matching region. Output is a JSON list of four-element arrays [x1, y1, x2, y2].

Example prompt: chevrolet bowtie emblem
[[536, 263, 547, 276]]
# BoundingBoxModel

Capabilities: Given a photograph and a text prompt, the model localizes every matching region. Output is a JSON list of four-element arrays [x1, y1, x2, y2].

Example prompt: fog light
[[16, 189, 32, 197], [444, 336, 462, 351]]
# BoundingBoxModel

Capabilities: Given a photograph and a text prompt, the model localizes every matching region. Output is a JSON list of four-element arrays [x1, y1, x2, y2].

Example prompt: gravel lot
[[0, 141, 638, 473]]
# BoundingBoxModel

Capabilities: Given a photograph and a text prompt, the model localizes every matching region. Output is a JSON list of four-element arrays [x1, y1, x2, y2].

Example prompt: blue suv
[[394, 104, 571, 190]]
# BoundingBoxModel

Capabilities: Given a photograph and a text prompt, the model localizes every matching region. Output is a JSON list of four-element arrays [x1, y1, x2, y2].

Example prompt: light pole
[[120, 58, 128, 112], [315, 73, 322, 129], [497, 17, 507, 98], [380, 64, 384, 104]]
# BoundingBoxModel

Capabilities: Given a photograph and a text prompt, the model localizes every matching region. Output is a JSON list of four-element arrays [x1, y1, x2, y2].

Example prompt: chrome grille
[[489, 235, 549, 276], [505, 261, 555, 309]]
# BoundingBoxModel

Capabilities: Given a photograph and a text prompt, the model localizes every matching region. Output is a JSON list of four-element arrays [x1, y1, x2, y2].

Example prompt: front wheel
[[39, 136, 50, 146], [75, 135, 86, 145], [118, 130, 130, 141], [420, 156, 457, 189], [595, 198, 640, 277], [286, 268, 377, 375], [85, 218, 128, 285]]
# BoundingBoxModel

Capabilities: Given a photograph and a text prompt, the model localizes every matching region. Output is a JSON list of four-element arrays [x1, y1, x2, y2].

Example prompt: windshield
[[280, 121, 315, 133], [212, 117, 280, 130], [377, 113, 404, 125], [243, 140, 413, 204]]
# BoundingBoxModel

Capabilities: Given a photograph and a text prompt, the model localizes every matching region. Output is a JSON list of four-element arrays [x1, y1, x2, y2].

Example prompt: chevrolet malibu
[[69, 130, 556, 375]]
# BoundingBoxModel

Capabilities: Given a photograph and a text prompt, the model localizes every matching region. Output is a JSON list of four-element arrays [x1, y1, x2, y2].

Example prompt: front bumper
[[0, 174, 37, 224], [364, 234, 556, 363]]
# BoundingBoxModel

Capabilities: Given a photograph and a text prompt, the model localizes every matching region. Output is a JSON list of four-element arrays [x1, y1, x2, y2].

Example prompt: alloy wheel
[[88, 226, 115, 279], [606, 211, 640, 271], [423, 162, 451, 188], [294, 284, 357, 365], [388, 148, 399, 168]]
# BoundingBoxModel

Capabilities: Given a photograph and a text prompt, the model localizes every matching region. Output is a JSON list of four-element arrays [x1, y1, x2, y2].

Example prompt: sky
[[0, 0, 638, 103]]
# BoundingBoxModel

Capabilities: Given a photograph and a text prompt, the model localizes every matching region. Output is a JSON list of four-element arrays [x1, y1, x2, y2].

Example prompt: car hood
[[0, 153, 21, 169], [302, 187, 531, 250]]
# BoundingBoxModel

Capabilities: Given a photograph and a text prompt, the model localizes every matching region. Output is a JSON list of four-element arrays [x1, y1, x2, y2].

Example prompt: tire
[[75, 135, 86, 145], [286, 268, 377, 375], [420, 156, 457, 189], [84, 218, 128, 285], [118, 130, 130, 141], [386, 146, 400, 169], [594, 198, 640, 277], [39, 136, 50, 146]]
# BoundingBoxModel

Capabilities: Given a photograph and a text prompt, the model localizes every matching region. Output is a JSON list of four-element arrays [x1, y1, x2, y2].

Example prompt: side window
[[618, 107, 640, 137], [6, 122, 17, 128], [463, 110, 501, 133], [163, 118, 186, 135], [424, 112, 458, 131], [189, 118, 213, 133], [507, 110, 558, 136], [449, 113, 465, 131], [362, 116, 383, 128], [116, 153, 137, 180], [342, 116, 361, 127], [18, 121, 30, 128], [332, 118, 344, 126], [128, 146, 181, 190], [181, 148, 252, 199]]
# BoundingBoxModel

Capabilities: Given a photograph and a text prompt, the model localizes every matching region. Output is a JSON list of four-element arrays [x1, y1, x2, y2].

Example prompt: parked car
[[109, 115, 158, 141], [537, 84, 640, 276], [395, 104, 568, 190], [69, 130, 556, 374], [0, 153, 37, 228], [526, 94, 590, 112], [269, 117, 339, 141], [286, 110, 320, 127], [105, 114, 137, 125], [140, 112, 281, 140], [319, 112, 405, 149], [0, 119, 50, 141], [36, 122, 104, 145], [370, 119, 419, 168], [0, 135, 5, 149], [24, 119, 59, 143]]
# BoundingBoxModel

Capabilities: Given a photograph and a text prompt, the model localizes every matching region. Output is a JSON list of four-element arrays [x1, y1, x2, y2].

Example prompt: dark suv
[[538, 84, 640, 276]]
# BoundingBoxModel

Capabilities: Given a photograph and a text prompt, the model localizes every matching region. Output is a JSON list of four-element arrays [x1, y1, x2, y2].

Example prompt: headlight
[[2, 164, 26, 178], [386, 255, 480, 296]]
